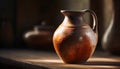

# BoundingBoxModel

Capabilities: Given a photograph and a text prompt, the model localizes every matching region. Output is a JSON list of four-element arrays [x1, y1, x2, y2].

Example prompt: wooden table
[[0, 49, 120, 69]]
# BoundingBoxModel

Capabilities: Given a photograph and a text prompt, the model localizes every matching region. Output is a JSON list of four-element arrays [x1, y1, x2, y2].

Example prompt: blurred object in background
[[90, 0, 113, 50], [102, 0, 120, 56], [103, 0, 113, 30], [0, 0, 15, 48], [0, 17, 14, 48], [23, 22, 55, 50]]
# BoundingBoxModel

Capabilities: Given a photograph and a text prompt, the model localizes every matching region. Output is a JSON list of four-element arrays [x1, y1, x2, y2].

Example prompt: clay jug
[[53, 9, 98, 64], [102, 0, 120, 55]]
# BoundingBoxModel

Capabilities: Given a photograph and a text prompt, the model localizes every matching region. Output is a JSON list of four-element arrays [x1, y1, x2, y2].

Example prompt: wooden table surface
[[0, 49, 120, 69]]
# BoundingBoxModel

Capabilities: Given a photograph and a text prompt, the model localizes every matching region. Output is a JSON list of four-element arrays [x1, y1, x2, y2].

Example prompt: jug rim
[[60, 10, 88, 16], [60, 10, 88, 13]]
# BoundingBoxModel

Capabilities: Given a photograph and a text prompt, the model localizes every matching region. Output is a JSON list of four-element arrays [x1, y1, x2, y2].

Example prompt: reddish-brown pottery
[[53, 9, 98, 64]]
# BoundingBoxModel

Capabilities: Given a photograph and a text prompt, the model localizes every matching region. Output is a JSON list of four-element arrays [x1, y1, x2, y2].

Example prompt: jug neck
[[61, 10, 86, 27], [61, 10, 85, 16]]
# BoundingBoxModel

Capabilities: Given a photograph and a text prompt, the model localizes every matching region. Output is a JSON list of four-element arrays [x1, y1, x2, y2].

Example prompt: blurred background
[[0, 0, 114, 51]]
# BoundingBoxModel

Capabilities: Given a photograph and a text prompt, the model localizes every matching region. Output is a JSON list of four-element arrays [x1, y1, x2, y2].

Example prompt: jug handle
[[84, 9, 98, 34]]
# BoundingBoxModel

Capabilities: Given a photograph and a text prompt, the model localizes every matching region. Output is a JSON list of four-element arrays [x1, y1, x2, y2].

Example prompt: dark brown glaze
[[53, 10, 98, 64]]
